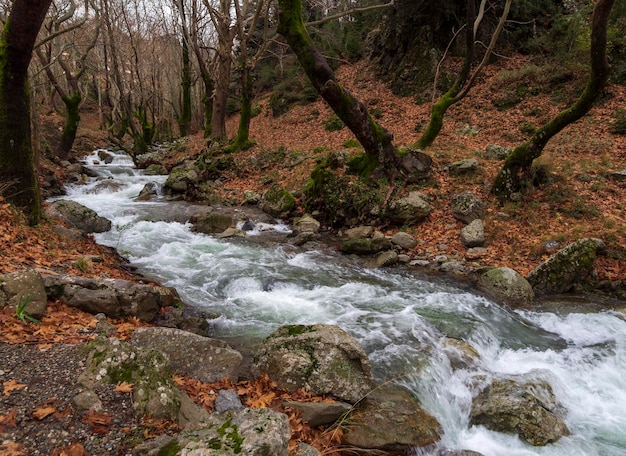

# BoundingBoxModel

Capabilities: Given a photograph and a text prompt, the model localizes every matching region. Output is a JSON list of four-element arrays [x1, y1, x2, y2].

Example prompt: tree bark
[[277, 0, 401, 177], [492, 0, 616, 200], [0, 0, 52, 225]]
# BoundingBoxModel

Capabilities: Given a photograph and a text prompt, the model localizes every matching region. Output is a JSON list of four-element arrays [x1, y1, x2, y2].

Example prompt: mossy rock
[[526, 238, 606, 296], [190, 212, 234, 234], [259, 184, 295, 218], [340, 237, 392, 255]]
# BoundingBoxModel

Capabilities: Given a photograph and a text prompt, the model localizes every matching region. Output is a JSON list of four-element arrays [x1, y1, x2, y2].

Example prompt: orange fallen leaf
[[115, 382, 133, 393], [0, 410, 18, 433], [0, 441, 26, 456], [3, 380, 26, 397], [51, 442, 87, 456], [32, 405, 57, 420]]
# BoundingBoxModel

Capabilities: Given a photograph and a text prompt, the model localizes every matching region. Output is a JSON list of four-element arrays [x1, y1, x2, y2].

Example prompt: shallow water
[[59, 150, 626, 455]]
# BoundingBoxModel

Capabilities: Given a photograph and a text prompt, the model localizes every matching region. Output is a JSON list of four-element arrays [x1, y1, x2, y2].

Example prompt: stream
[[58, 150, 626, 455]]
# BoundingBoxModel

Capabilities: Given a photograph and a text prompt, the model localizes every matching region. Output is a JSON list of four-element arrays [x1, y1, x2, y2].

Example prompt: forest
[[1, 1, 626, 454]]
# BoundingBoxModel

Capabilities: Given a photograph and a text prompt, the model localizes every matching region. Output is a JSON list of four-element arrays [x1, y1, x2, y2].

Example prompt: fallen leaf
[[114, 382, 133, 393], [82, 410, 113, 435], [3, 380, 26, 397], [0, 410, 18, 433], [32, 405, 57, 420], [0, 441, 26, 456], [51, 442, 87, 456]]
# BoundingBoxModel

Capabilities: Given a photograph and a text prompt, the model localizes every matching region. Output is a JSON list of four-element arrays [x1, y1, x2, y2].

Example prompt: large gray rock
[[43, 274, 177, 321], [340, 237, 392, 255], [451, 191, 484, 224], [526, 238, 606, 296], [343, 226, 374, 240], [343, 384, 441, 454], [470, 377, 570, 446], [252, 324, 374, 403], [484, 144, 511, 160], [164, 166, 199, 193], [46, 200, 111, 233], [477, 267, 534, 308], [448, 158, 479, 176], [190, 211, 234, 234], [0, 269, 48, 319], [374, 250, 399, 267], [390, 231, 417, 249], [79, 337, 209, 426], [259, 184, 295, 218], [293, 214, 321, 234], [387, 191, 431, 226], [283, 400, 351, 427], [461, 219, 485, 248], [178, 408, 291, 456], [131, 327, 242, 382]]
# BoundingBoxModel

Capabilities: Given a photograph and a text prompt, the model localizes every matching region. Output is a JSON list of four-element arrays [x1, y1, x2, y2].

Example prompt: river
[[58, 150, 626, 455]]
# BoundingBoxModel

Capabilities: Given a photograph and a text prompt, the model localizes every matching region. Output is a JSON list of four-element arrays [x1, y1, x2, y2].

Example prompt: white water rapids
[[58, 150, 626, 455]]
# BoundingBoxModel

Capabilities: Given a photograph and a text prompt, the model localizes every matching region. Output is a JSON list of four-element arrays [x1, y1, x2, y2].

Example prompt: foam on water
[[57, 151, 626, 456]]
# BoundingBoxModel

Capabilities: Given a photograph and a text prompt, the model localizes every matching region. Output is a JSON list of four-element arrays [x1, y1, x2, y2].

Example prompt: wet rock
[[143, 164, 167, 175], [190, 211, 234, 234], [374, 250, 399, 267], [341, 237, 392, 255], [391, 231, 417, 249], [131, 327, 242, 382], [252, 324, 374, 403], [470, 377, 570, 446], [387, 191, 431, 226], [527, 238, 606, 296], [343, 225, 374, 240], [0, 269, 48, 319], [343, 384, 441, 454], [97, 150, 115, 163], [461, 219, 485, 248], [451, 191, 484, 224], [46, 199, 112, 233], [293, 214, 321, 234], [164, 166, 199, 193], [217, 227, 246, 238], [135, 182, 159, 201], [477, 267, 534, 308], [442, 337, 481, 370]]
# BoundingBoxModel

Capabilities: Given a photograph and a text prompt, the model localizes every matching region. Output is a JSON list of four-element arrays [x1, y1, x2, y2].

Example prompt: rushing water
[[59, 150, 626, 455]]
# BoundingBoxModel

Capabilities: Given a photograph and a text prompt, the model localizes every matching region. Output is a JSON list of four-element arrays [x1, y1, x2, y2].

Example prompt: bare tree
[[0, 0, 52, 224], [492, 0, 616, 200]]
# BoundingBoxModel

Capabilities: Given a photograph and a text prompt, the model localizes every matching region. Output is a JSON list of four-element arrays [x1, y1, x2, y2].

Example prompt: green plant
[[15, 296, 40, 324], [611, 109, 626, 135], [324, 114, 345, 132], [342, 139, 360, 148], [74, 256, 92, 272]]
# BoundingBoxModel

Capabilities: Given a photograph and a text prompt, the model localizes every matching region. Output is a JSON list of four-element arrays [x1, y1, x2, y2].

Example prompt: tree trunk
[[230, 65, 254, 150], [0, 0, 52, 225], [277, 0, 402, 178], [202, 74, 214, 138], [492, 0, 616, 200], [211, 46, 232, 140], [178, 34, 192, 137], [57, 93, 82, 159]]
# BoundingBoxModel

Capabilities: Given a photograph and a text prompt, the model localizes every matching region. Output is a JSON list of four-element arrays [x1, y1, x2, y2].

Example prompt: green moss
[[156, 439, 181, 456], [347, 153, 378, 177]]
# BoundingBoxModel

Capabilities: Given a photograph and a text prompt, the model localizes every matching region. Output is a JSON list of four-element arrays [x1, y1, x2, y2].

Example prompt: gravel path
[[0, 342, 145, 455]]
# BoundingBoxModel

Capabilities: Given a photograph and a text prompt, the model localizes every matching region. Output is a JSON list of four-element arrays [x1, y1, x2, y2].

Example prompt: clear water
[[59, 150, 626, 456]]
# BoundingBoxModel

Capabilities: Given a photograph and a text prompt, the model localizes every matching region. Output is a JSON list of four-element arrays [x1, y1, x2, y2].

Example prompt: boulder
[[608, 170, 626, 181], [387, 191, 431, 226], [259, 184, 295, 218], [79, 337, 209, 426], [164, 166, 199, 193], [477, 267, 534, 308], [343, 384, 441, 454], [131, 327, 243, 382], [343, 226, 374, 240], [390, 231, 417, 249], [526, 238, 606, 296], [243, 190, 261, 204], [143, 164, 167, 175], [470, 377, 570, 446], [484, 144, 511, 160], [46, 200, 112, 233], [178, 408, 291, 456], [190, 211, 234, 234], [252, 324, 374, 403], [293, 214, 321, 234], [215, 389, 244, 413], [97, 150, 115, 163], [0, 269, 48, 319], [448, 158, 479, 176], [374, 250, 399, 267], [340, 237, 392, 255], [135, 182, 159, 201], [43, 274, 177, 321], [398, 147, 433, 183], [461, 219, 485, 248], [451, 191, 484, 224]]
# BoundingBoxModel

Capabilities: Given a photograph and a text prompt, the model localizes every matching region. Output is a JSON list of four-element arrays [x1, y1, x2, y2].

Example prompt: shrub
[[324, 114, 345, 132]]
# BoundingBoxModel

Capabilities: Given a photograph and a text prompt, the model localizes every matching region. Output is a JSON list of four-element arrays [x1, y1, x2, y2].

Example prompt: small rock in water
[[241, 220, 256, 231]]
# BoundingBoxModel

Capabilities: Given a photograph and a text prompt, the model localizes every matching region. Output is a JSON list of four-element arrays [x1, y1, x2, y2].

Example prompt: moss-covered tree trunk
[[277, 0, 403, 177], [0, 0, 52, 225], [178, 34, 192, 137], [492, 0, 616, 200], [201, 74, 214, 138], [231, 65, 254, 151], [57, 93, 81, 159]]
